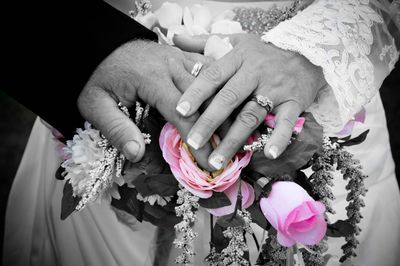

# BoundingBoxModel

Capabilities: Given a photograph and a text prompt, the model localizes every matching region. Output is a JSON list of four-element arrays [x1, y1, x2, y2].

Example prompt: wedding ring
[[251, 94, 274, 113], [191, 62, 203, 77]]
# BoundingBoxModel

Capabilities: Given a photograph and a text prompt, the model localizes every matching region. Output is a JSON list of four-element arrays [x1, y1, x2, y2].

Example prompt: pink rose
[[159, 123, 252, 198], [265, 113, 305, 134], [260, 181, 327, 247], [207, 180, 255, 216]]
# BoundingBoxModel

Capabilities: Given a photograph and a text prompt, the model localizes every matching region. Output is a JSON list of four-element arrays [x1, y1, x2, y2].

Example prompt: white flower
[[210, 20, 244, 35], [154, 2, 183, 29], [154, 3, 213, 42], [184, 4, 213, 31], [213, 9, 236, 22], [134, 12, 158, 30], [204, 35, 233, 60], [61, 122, 123, 203], [136, 193, 172, 206]]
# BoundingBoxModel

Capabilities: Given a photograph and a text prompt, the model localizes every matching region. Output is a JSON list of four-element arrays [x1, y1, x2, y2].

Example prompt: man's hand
[[174, 34, 326, 170], [78, 40, 213, 169]]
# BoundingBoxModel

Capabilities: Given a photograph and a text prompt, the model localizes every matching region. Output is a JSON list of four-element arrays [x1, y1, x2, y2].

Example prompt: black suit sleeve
[[1, 0, 157, 138]]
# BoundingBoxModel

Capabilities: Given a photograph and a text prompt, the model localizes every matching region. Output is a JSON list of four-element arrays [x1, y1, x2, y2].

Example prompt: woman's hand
[[174, 34, 326, 170]]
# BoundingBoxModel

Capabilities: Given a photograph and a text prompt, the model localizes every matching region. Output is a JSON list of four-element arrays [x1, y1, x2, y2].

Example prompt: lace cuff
[[262, 0, 399, 134]]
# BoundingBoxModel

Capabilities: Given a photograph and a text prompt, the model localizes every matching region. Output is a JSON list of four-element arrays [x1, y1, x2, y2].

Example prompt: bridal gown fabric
[[4, 0, 400, 265]]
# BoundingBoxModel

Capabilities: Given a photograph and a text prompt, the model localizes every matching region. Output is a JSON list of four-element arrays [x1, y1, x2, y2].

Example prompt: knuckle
[[166, 56, 178, 66], [216, 88, 239, 106], [194, 115, 217, 136], [288, 99, 304, 112], [174, 113, 197, 126], [103, 117, 128, 148], [77, 86, 103, 119], [223, 137, 243, 150], [279, 117, 296, 128], [187, 86, 205, 100], [200, 64, 223, 84], [275, 132, 291, 145], [237, 110, 261, 130]]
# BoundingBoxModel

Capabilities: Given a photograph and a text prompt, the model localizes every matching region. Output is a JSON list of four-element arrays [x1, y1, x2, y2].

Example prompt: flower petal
[[191, 4, 213, 30], [289, 214, 327, 246], [207, 180, 255, 216], [277, 231, 296, 247], [183, 6, 194, 27], [210, 20, 244, 34], [135, 12, 158, 29], [154, 2, 183, 29]]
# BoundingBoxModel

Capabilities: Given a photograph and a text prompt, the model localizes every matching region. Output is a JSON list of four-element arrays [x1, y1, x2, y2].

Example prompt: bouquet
[[56, 100, 368, 265], [55, 1, 370, 265]]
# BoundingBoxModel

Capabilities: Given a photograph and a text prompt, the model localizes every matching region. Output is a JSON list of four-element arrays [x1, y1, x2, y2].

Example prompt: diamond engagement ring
[[251, 94, 274, 113], [191, 62, 203, 77]]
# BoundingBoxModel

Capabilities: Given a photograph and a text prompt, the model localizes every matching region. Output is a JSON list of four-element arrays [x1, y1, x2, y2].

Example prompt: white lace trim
[[262, 0, 399, 133]]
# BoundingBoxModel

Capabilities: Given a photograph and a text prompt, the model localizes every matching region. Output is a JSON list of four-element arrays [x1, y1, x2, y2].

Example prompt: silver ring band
[[251, 94, 274, 113], [191, 62, 203, 77]]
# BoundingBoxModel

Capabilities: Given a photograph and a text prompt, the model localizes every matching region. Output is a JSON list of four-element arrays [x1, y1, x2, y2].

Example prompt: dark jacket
[[1, 0, 157, 138]]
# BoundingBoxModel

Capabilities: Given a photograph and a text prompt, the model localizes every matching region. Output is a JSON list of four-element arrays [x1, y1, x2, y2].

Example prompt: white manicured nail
[[123, 141, 140, 161], [176, 101, 191, 116], [187, 132, 203, 150], [209, 154, 225, 170], [268, 145, 279, 159]]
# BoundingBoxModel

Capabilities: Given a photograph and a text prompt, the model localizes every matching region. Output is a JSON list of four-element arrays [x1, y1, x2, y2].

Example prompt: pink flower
[[159, 123, 252, 198], [265, 113, 305, 134], [337, 107, 366, 136], [207, 180, 255, 216], [260, 181, 327, 247]]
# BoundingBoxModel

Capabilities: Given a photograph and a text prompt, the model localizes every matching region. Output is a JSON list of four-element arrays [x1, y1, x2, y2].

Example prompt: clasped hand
[[78, 35, 325, 175], [174, 34, 325, 170]]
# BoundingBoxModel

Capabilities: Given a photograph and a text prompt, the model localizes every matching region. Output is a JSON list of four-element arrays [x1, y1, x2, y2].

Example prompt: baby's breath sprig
[[256, 228, 287, 266], [173, 186, 200, 265], [309, 136, 368, 263], [308, 137, 337, 214], [63, 102, 151, 212], [206, 210, 253, 266], [301, 239, 328, 266]]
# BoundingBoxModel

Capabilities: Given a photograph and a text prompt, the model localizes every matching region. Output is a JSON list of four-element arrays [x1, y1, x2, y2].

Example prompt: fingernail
[[209, 154, 225, 170], [123, 140, 140, 161], [268, 145, 279, 159], [187, 132, 203, 150], [176, 101, 191, 116]]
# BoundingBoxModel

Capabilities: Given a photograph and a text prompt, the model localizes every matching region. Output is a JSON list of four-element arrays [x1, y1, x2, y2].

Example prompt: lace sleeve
[[261, 0, 399, 134]]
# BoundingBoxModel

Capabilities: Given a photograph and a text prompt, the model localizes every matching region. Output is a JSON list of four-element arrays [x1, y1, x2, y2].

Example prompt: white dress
[[3, 0, 400, 265]]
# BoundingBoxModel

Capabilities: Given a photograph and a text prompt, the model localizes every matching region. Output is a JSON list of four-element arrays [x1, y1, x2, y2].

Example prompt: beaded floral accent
[[233, 0, 303, 35], [173, 186, 200, 265], [129, 0, 152, 18]]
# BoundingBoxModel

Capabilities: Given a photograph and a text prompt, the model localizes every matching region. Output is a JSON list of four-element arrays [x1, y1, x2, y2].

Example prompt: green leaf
[[326, 220, 355, 238], [250, 112, 323, 177], [295, 170, 320, 200], [122, 114, 171, 184], [216, 214, 245, 228], [132, 174, 179, 197], [111, 185, 181, 229], [60, 181, 81, 220], [55, 165, 66, 180], [111, 185, 144, 222], [212, 223, 230, 253], [247, 202, 270, 230], [198, 192, 231, 209], [339, 130, 369, 147]]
